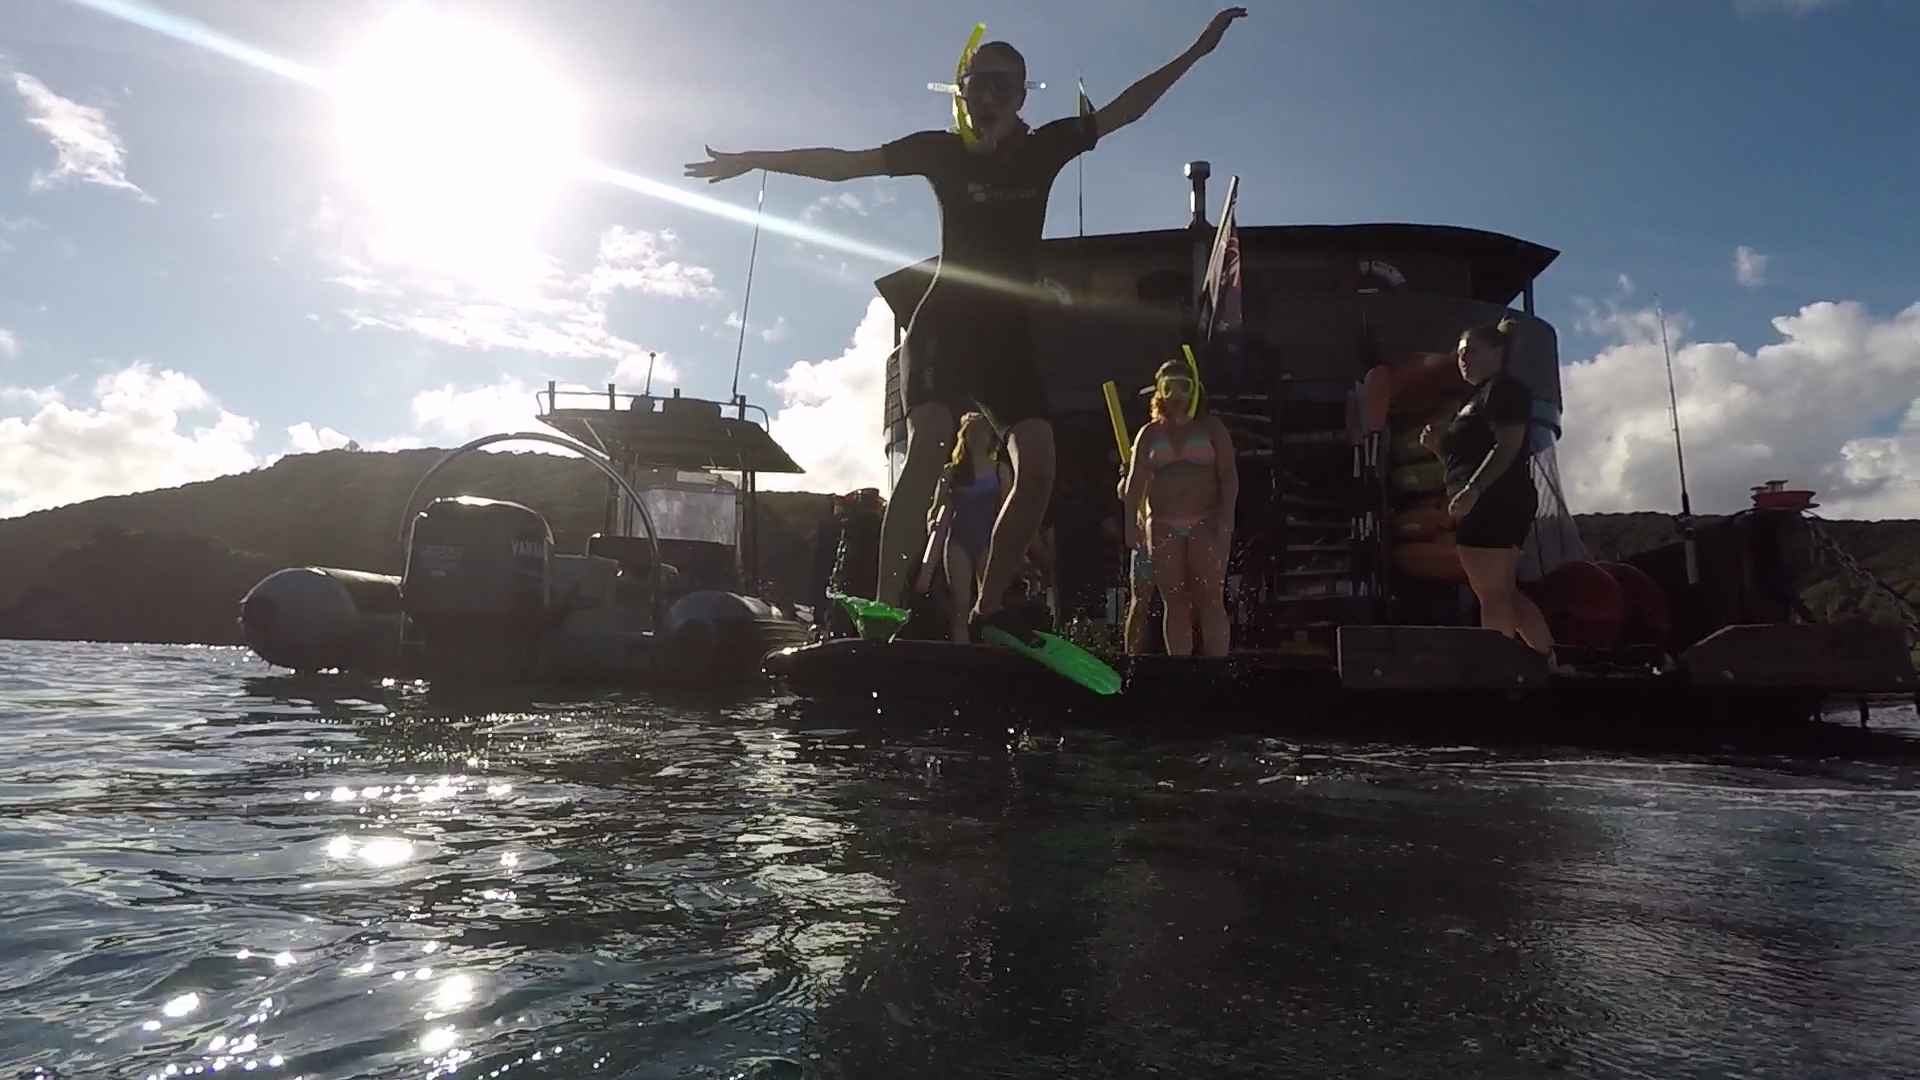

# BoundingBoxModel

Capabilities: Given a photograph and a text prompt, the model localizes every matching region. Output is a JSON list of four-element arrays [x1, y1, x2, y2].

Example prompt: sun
[[330, 7, 583, 291]]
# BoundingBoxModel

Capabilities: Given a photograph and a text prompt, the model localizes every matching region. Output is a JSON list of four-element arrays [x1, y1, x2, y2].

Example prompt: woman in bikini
[[927, 412, 1013, 643], [1120, 360, 1238, 656]]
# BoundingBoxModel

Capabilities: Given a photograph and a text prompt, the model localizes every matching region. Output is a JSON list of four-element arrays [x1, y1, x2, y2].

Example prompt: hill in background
[[0, 449, 1914, 647]]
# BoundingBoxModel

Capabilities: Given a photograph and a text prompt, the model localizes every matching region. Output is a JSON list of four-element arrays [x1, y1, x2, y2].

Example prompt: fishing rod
[[1656, 296, 1699, 585]]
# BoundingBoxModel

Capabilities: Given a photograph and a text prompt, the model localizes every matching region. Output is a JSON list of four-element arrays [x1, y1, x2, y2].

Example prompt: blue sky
[[2, 0, 1917, 518]]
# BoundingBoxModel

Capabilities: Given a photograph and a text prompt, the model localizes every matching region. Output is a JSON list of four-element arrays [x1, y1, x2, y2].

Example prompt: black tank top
[[1443, 373, 1533, 492]]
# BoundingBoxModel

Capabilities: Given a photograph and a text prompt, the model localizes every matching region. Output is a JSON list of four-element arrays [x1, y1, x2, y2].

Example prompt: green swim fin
[[978, 626, 1124, 696], [829, 592, 911, 639]]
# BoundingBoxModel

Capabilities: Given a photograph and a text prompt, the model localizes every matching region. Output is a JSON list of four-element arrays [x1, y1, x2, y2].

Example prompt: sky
[[1, 0, 1918, 520]]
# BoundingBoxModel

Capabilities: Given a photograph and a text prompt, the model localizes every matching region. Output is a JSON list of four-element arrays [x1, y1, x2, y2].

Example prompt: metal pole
[[730, 170, 769, 403]]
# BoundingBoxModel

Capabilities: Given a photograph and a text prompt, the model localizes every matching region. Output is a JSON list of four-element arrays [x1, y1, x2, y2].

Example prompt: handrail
[[536, 384, 773, 433], [397, 431, 666, 629]]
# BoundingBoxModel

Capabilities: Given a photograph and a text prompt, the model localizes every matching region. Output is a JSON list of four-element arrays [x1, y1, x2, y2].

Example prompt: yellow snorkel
[[953, 22, 987, 147], [1102, 380, 1130, 465], [1179, 344, 1203, 419]]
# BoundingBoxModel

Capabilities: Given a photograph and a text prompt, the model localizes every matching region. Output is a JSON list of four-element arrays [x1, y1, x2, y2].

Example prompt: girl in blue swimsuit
[[928, 412, 1014, 643]]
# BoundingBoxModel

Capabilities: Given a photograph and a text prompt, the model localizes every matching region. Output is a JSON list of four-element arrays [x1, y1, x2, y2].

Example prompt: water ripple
[[0, 640, 1917, 1078]]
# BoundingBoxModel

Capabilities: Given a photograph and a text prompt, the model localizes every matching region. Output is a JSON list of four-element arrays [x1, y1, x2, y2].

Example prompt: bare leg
[[1124, 594, 1151, 654], [944, 537, 975, 644], [1151, 528, 1195, 656], [1124, 552, 1153, 655], [1189, 525, 1231, 657], [1458, 545, 1515, 637], [1510, 581, 1555, 656], [1458, 545, 1554, 656], [973, 417, 1055, 621], [876, 402, 954, 608]]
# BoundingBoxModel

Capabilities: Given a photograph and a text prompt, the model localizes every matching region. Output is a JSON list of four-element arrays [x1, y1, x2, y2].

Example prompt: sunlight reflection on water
[[2, 640, 1917, 1079]]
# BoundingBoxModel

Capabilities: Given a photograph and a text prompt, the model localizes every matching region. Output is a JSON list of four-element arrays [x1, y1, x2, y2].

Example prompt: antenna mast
[[1656, 298, 1692, 518], [729, 170, 769, 407]]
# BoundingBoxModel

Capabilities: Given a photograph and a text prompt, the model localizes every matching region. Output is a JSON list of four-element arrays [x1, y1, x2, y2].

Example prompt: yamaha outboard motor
[[401, 496, 553, 680]]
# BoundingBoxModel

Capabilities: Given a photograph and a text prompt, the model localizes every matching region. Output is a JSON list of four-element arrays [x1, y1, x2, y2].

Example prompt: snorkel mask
[[928, 22, 1045, 147], [1179, 344, 1203, 419]]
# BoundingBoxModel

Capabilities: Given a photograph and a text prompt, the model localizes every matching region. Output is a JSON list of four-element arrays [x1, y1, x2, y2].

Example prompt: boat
[[765, 162, 1920, 727], [238, 385, 812, 687]]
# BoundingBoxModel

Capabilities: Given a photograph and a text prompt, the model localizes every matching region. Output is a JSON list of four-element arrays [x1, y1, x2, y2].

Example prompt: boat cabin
[[536, 383, 802, 597], [872, 164, 1579, 651]]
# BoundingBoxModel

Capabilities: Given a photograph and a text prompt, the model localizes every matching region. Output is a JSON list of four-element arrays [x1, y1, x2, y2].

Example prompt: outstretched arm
[[684, 145, 887, 184], [1095, 8, 1247, 138]]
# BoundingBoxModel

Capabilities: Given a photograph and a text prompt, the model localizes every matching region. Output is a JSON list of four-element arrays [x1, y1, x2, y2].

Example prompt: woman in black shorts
[[1419, 319, 1555, 662]]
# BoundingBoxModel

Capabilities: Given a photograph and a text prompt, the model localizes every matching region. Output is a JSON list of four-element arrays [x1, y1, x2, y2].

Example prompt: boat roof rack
[[536, 383, 804, 474], [874, 222, 1559, 315]]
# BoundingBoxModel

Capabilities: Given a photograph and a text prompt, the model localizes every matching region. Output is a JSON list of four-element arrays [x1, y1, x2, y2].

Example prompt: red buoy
[[1531, 560, 1626, 651], [1598, 561, 1672, 648]]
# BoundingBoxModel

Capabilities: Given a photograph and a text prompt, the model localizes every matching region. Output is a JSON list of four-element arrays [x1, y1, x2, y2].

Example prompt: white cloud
[[366, 435, 426, 451], [9, 72, 150, 201], [722, 311, 791, 344], [327, 220, 710, 368], [408, 377, 548, 445], [0, 385, 60, 409], [0, 363, 259, 517], [759, 298, 892, 495], [1734, 245, 1771, 288], [0, 328, 16, 358], [1573, 286, 1688, 345], [802, 191, 869, 223], [586, 227, 719, 300], [287, 421, 353, 453], [1557, 297, 1920, 520], [0, 215, 38, 254], [610, 351, 680, 388]]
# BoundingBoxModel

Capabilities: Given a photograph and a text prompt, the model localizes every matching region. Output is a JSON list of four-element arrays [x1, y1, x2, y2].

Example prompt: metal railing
[[534, 381, 772, 432], [397, 431, 667, 629]]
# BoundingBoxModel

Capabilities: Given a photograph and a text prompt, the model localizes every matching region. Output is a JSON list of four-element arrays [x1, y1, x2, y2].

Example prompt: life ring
[[1385, 354, 1469, 417], [1392, 536, 1466, 583], [1392, 502, 1453, 541], [1357, 364, 1393, 433], [1390, 460, 1447, 496], [1390, 426, 1430, 466]]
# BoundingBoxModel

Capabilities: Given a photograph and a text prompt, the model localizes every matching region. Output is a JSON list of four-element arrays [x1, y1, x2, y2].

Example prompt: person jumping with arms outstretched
[[686, 8, 1247, 642]]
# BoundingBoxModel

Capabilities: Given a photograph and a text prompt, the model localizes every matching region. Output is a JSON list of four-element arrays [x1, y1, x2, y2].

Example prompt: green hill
[[0, 450, 1914, 647], [0, 449, 836, 645]]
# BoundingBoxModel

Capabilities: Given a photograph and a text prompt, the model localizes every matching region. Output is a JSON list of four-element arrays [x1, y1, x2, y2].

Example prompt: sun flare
[[330, 7, 583, 291]]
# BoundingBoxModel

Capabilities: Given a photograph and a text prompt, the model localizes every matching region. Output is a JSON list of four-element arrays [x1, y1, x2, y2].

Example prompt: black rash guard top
[[1443, 372, 1534, 495], [880, 114, 1099, 317]]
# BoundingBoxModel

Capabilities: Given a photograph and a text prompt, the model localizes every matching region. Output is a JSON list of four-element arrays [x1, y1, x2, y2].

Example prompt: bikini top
[[1145, 423, 1216, 468]]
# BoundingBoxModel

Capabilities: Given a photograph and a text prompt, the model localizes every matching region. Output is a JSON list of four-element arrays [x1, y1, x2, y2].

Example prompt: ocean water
[[2, 639, 1919, 1079]]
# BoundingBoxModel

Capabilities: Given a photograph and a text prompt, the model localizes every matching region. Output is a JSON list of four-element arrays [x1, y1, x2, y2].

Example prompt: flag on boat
[[1196, 175, 1242, 345]]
